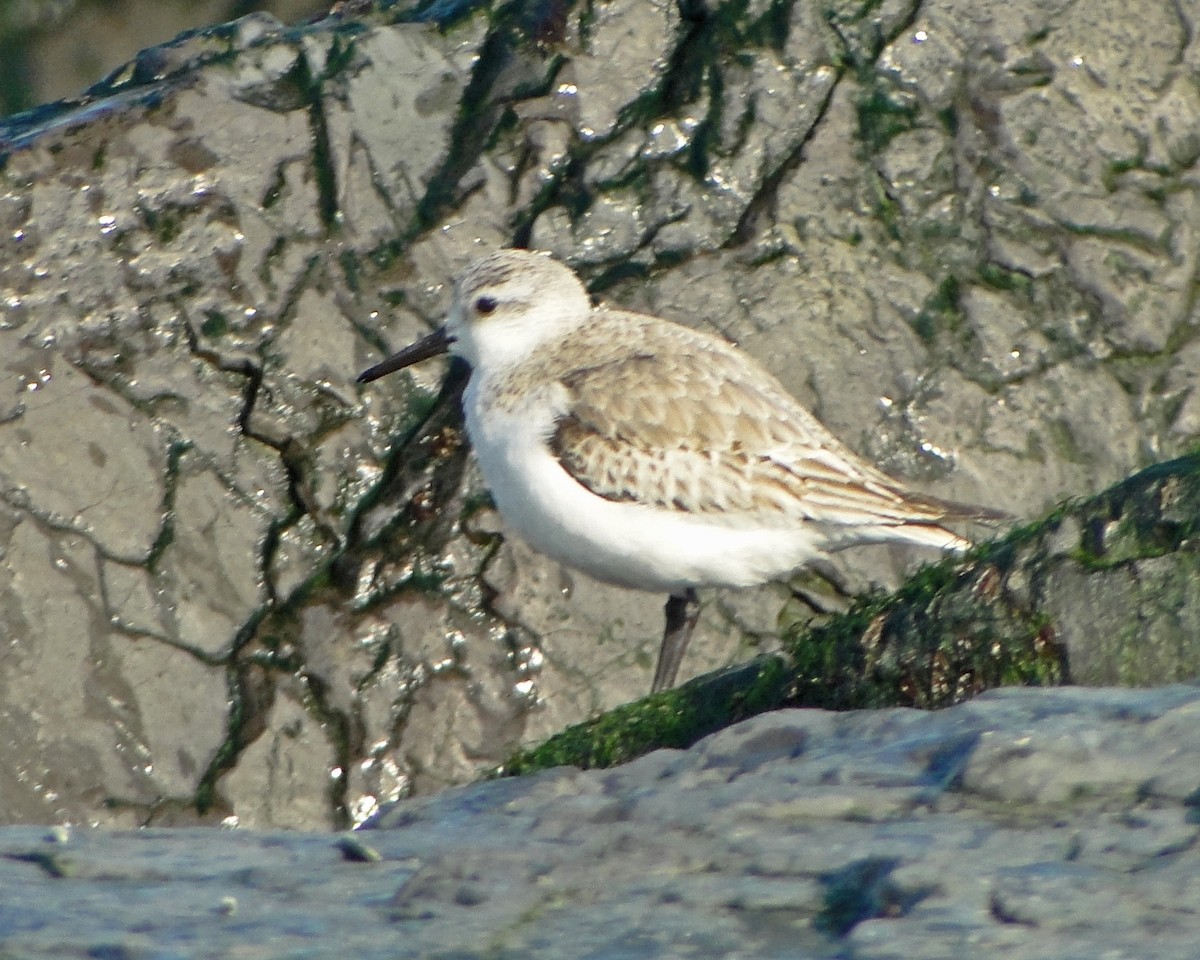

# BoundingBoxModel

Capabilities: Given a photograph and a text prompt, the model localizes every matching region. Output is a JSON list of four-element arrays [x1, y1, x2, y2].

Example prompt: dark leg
[[651, 588, 700, 693]]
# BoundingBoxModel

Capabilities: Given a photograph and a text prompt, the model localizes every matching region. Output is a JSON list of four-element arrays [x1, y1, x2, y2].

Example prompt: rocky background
[[1, 0, 1198, 839], [0, 0, 328, 116]]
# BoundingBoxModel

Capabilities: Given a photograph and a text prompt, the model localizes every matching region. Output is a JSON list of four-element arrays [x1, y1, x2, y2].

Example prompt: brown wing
[[545, 318, 1000, 527]]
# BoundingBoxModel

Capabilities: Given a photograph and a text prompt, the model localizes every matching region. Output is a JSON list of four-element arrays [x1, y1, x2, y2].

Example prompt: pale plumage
[[359, 249, 1004, 693]]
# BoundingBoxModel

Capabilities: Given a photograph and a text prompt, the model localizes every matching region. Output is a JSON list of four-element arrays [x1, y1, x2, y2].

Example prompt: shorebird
[[358, 250, 1003, 693]]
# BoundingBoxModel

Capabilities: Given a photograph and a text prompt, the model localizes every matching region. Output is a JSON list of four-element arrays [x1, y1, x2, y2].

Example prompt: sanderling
[[359, 250, 1004, 693]]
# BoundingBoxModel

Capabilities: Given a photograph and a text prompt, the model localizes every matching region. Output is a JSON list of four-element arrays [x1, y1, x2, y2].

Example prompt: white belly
[[464, 386, 824, 594]]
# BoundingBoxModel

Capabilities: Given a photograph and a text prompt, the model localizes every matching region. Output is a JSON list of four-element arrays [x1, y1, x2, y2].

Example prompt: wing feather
[[535, 313, 997, 529]]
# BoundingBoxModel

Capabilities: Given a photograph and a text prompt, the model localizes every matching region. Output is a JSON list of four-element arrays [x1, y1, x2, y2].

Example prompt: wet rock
[[0, 0, 1198, 831]]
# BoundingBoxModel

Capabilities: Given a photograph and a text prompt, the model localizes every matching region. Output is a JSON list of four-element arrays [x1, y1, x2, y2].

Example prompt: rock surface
[[1, 685, 1198, 957], [1, 0, 1198, 831], [0, 1, 329, 114]]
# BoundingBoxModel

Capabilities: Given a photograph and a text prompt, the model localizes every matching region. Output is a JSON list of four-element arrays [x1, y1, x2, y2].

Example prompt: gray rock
[[0, 686, 1197, 957], [1, 0, 1198, 832]]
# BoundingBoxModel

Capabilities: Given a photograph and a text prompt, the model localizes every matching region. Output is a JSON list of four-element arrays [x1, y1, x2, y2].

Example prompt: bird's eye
[[475, 296, 498, 315]]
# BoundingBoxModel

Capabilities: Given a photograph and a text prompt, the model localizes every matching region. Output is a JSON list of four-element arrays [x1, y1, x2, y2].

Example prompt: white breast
[[462, 378, 827, 594]]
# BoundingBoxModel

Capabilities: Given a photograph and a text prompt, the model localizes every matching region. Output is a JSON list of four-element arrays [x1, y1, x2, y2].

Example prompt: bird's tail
[[899, 487, 1012, 526], [833, 492, 1009, 555], [885, 521, 974, 554]]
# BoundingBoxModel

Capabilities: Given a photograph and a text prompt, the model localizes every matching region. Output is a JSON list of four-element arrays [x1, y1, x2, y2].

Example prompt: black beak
[[357, 327, 452, 384]]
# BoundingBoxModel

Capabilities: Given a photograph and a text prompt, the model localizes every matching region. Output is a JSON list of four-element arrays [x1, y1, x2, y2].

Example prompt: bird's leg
[[651, 588, 700, 693]]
